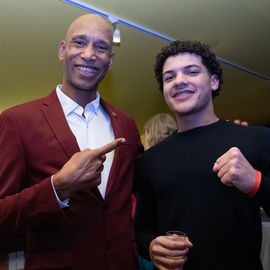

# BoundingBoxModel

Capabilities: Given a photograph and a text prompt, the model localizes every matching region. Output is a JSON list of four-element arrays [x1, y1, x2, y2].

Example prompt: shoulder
[[227, 120, 270, 136], [217, 120, 269, 136], [248, 125, 270, 144], [1, 90, 56, 117], [0, 90, 58, 133], [219, 121, 270, 157]]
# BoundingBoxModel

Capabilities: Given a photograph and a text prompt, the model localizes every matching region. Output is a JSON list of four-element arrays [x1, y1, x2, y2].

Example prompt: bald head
[[65, 14, 114, 46]]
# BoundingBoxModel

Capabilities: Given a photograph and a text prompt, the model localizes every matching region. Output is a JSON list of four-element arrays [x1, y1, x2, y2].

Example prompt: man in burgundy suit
[[0, 14, 143, 270]]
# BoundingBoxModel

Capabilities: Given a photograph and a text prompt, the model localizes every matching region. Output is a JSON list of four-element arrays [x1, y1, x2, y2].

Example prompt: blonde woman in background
[[144, 113, 177, 150]]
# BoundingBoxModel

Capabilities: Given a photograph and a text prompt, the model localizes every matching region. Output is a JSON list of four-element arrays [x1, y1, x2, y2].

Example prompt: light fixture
[[113, 27, 120, 45], [108, 15, 121, 45]]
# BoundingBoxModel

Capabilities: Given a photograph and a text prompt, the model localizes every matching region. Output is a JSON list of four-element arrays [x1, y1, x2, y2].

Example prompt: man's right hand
[[53, 138, 126, 200], [149, 236, 192, 270]]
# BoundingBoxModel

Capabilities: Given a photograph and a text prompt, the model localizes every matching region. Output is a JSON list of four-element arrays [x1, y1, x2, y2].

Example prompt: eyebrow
[[71, 35, 87, 41], [70, 35, 111, 48], [162, 70, 173, 76], [185, 64, 201, 68], [163, 64, 202, 76], [184, 64, 202, 70]]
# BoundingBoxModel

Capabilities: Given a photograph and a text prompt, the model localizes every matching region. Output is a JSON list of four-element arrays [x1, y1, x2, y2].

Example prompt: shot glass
[[166, 230, 186, 259]]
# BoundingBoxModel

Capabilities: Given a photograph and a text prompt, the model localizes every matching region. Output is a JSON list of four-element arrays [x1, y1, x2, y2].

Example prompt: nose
[[175, 72, 188, 85], [81, 44, 96, 61], [172, 72, 188, 89]]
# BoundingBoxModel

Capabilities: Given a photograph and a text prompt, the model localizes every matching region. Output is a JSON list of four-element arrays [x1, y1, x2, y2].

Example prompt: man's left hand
[[213, 147, 255, 194]]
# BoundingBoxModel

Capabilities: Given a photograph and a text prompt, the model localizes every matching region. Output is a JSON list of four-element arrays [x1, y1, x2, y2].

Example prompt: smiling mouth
[[173, 91, 194, 98], [75, 65, 98, 74]]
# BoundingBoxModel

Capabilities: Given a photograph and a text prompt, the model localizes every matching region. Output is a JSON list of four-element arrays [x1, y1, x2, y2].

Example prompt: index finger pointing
[[96, 138, 126, 156]]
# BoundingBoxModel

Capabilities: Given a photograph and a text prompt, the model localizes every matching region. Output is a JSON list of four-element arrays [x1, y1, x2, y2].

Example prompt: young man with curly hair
[[135, 40, 270, 270]]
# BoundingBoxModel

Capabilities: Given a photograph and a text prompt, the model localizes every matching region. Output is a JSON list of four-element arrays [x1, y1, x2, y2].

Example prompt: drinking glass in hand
[[166, 230, 186, 259]]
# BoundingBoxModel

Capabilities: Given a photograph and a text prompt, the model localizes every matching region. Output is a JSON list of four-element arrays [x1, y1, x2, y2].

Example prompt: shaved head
[[65, 14, 114, 46]]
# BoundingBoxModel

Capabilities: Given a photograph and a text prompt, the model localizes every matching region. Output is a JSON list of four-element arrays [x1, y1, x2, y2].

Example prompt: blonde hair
[[144, 113, 177, 150]]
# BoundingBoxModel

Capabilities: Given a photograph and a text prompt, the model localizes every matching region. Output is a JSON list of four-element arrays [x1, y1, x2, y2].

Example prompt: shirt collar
[[56, 85, 100, 117]]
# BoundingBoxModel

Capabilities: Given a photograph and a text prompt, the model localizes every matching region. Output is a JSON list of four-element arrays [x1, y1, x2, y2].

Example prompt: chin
[[74, 81, 98, 91]]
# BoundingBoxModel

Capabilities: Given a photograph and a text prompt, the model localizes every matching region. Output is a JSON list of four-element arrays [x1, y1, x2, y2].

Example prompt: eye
[[95, 43, 110, 53], [163, 74, 174, 82], [187, 69, 200, 76], [73, 39, 86, 48]]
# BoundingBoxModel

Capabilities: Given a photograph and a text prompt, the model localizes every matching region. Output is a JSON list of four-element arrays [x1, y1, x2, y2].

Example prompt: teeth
[[77, 66, 97, 73], [176, 92, 190, 97]]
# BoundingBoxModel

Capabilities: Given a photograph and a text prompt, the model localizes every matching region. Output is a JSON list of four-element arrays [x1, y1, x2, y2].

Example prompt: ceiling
[[1, 0, 270, 134]]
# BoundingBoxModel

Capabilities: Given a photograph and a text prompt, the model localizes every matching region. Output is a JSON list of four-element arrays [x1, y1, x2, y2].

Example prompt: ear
[[107, 52, 114, 70], [210, 74, 219, 92], [58, 40, 66, 61]]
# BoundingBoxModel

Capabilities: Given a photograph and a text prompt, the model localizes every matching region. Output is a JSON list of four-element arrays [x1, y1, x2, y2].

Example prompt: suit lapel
[[101, 100, 122, 198], [40, 90, 80, 159]]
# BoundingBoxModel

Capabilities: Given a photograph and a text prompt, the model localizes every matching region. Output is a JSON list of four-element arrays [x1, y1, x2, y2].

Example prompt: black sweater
[[135, 119, 270, 270]]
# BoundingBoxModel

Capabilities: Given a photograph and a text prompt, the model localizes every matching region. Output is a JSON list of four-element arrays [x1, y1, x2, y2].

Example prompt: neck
[[176, 113, 219, 132], [61, 83, 97, 109]]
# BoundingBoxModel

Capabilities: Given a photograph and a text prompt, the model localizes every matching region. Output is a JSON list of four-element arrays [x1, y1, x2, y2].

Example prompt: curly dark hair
[[154, 40, 223, 98]]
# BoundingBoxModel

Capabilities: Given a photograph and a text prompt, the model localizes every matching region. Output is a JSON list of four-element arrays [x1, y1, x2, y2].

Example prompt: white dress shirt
[[52, 85, 115, 200]]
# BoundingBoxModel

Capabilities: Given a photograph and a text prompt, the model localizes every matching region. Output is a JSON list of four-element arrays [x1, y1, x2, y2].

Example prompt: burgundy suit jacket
[[0, 90, 143, 270]]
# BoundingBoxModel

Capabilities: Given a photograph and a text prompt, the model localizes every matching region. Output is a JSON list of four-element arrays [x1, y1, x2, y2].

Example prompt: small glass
[[166, 230, 186, 259]]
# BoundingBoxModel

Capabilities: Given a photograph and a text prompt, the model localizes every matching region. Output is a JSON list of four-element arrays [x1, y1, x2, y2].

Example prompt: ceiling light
[[108, 15, 121, 45], [113, 27, 120, 45]]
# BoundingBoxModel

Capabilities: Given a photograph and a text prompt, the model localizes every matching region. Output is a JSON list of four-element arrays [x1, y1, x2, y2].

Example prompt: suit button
[[105, 240, 111, 250]]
